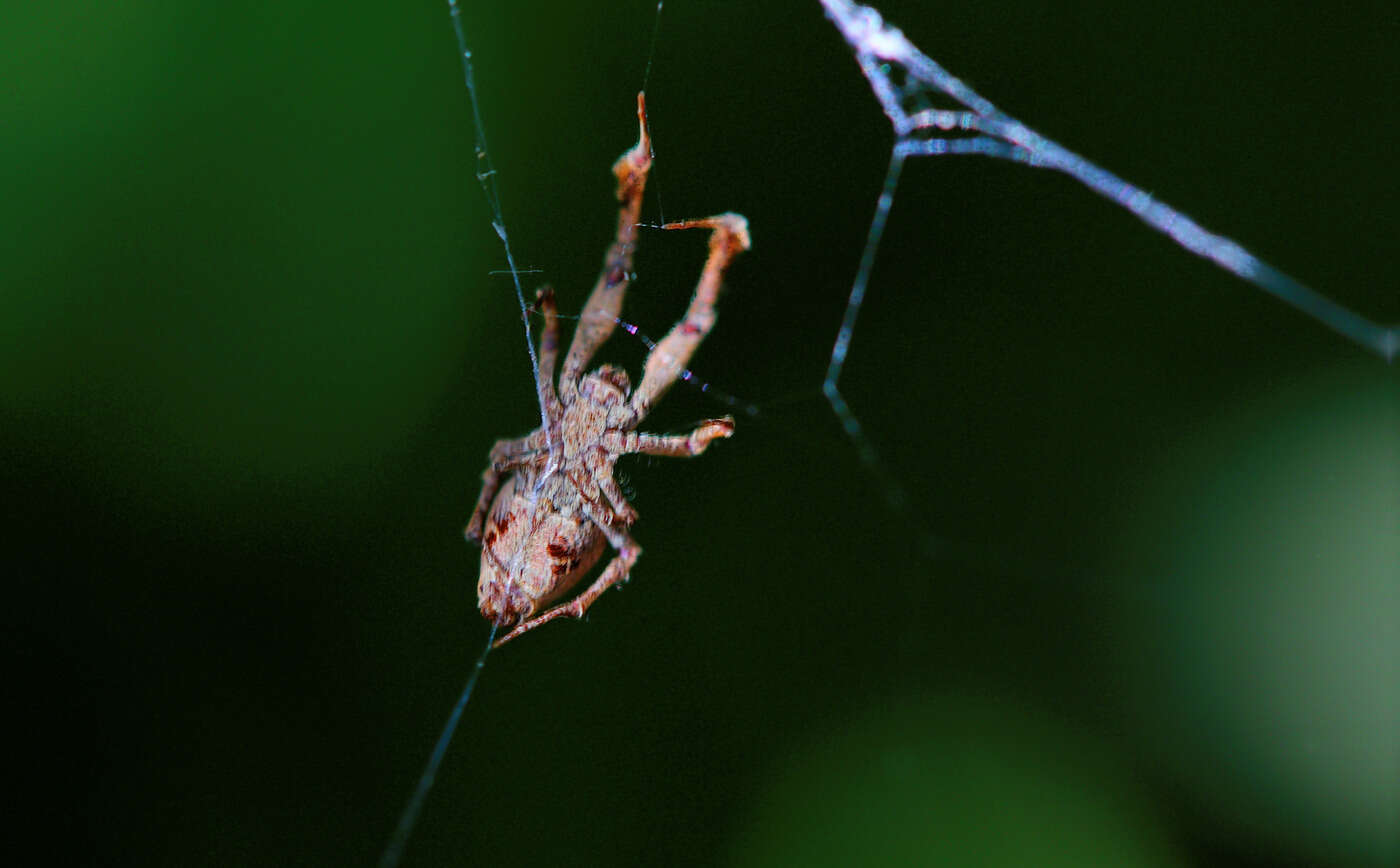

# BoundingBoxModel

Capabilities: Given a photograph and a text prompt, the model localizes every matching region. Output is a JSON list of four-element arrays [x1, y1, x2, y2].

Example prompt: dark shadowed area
[[6, 1, 1395, 865]]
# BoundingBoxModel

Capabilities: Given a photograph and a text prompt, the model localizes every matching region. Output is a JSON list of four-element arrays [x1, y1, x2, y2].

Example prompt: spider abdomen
[[477, 474, 607, 628]]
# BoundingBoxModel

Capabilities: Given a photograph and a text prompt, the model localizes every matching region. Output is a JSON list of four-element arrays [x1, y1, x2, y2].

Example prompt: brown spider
[[464, 93, 750, 648]]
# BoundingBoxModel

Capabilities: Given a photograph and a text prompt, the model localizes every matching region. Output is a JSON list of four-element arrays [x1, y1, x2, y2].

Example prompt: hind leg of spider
[[492, 531, 642, 648], [628, 214, 750, 422], [603, 417, 735, 459], [464, 432, 546, 543], [533, 285, 562, 419]]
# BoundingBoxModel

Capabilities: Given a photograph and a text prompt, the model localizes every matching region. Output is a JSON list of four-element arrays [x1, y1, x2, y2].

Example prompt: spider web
[[443, 0, 1398, 708], [446, 0, 549, 439], [416, 3, 1396, 866], [459, 0, 1394, 523], [818, 0, 1396, 514], [797, 5, 1395, 863]]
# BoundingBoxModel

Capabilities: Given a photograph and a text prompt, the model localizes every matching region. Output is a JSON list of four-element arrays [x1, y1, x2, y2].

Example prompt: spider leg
[[627, 214, 750, 422], [464, 464, 507, 544], [562, 467, 628, 528], [493, 517, 642, 648], [464, 432, 545, 543], [604, 417, 735, 458], [559, 93, 653, 400], [533, 285, 562, 423], [587, 448, 638, 526], [582, 419, 733, 534]]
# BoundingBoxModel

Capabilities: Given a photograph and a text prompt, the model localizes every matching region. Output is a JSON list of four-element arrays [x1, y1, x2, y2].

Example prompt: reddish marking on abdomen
[[547, 541, 571, 558]]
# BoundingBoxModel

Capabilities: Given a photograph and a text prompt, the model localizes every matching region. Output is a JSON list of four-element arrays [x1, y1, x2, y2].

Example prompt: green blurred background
[[5, 1, 1395, 865]]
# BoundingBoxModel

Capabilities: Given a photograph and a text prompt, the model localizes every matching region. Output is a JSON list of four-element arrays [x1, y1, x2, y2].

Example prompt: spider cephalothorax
[[464, 93, 749, 647]]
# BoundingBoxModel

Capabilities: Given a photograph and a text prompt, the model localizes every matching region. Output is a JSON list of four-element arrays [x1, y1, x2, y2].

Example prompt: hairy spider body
[[465, 94, 749, 647]]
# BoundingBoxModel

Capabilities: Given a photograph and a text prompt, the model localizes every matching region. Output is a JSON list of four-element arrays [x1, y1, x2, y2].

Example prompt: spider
[[464, 93, 750, 648]]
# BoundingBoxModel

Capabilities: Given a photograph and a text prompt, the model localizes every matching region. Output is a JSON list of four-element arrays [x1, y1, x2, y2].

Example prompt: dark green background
[[6, 1, 1396, 865]]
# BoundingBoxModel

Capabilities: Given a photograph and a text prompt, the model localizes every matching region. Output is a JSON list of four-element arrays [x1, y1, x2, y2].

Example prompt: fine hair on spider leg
[[465, 93, 750, 649]]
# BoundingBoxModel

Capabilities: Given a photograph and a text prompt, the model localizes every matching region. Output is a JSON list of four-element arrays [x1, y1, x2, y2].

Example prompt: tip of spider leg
[[660, 213, 751, 251], [690, 418, 735, 453], [613, 97, 653, 196], [631, 92, 651, 161]]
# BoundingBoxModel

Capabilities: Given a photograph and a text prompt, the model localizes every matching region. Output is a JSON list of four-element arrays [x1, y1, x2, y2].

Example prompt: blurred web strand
[[379, 623, 497, 868], [377, 6, 536, 868], [819, 0, 1397, 505]]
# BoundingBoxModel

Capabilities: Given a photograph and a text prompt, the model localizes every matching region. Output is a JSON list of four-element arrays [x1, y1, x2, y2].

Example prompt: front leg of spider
[[468, 92, 750, 648]]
